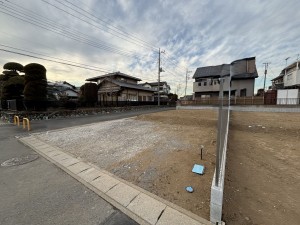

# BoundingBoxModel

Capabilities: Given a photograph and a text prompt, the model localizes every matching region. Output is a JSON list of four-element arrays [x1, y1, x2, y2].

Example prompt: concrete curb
[[19, 136, 212, 225]]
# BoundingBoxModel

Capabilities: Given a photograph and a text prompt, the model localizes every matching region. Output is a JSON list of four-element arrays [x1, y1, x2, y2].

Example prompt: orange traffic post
[[14, 115, 20, 126], [23, 118, 30, 131]]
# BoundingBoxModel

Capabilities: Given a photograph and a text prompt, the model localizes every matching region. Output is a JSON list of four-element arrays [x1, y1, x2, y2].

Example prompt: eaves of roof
[[86, 71, 141, 82], [101, 79, 155, 92]]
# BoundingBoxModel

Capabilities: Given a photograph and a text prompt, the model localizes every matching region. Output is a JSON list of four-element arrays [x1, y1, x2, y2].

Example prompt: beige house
[[86, 72, 154, 105], [272, 60, 300, 89], [193, 57, 258, 99]]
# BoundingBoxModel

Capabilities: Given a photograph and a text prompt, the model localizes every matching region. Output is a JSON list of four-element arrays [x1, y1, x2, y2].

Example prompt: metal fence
[[178, 97, 300, 106]]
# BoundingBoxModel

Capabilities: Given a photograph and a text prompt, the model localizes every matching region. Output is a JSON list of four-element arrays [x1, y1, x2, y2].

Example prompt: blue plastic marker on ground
[[192, 164, 205, 175], [185, 186, 194, 193]]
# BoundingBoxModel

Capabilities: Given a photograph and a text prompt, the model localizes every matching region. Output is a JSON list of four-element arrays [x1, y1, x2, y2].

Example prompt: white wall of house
[[143, 84, 152, 89], [284, 66, 300, 87], [193, 77, 255, 97]]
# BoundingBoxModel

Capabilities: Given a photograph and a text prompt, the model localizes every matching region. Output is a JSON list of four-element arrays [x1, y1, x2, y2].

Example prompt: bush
[[80, 83, 98, 106], [3, 70, 18, 76], [23, 63, 47, 110], [3, 62, 23, 72], [2, 75, 24, 99], [24, 63, 46, 74]]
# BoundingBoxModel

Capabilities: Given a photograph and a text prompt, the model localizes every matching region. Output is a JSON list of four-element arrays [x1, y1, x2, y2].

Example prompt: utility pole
[[263, 62, 270, 92], [185, 69, 192, 98], [158, 48, 161, 106]]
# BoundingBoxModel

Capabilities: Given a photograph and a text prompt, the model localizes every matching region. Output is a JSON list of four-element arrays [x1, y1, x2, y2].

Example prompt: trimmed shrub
[[2, 75, 24, 99], [23, 63, 47, 111], [3, 62, 23, 72]]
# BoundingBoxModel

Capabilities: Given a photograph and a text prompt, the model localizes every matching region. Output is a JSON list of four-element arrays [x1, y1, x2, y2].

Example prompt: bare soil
[[108, 110, 218, 219], [223, 111, 300, 225], [35, 109, 300, 224], [36, 110, 218, 220]]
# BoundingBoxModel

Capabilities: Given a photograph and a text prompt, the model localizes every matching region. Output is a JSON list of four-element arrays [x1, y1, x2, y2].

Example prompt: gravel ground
[[36, 117, 186, 168], [34, 110, 217, 220]]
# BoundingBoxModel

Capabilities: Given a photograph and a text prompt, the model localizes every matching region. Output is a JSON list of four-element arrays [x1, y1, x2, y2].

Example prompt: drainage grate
[[1, 154, 39, 167]]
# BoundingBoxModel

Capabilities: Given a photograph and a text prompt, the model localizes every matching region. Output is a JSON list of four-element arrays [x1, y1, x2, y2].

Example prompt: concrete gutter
[[19, 136, 212, 225]]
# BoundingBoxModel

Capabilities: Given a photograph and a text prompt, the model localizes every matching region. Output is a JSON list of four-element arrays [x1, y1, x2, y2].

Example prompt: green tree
[[2, 75, 25, 100], [80, 83, 98, 107], [23, 63, 47, 110], [3, 62, 24, 72], [1, 62, 24, 109]]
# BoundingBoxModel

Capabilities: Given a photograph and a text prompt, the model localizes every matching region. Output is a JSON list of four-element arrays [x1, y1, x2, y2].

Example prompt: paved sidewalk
[[20, 135, 212, 225], [0, 123, 138, 225]]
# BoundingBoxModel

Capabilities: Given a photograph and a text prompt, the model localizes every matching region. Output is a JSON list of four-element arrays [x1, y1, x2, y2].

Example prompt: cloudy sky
[[0, 0, 299, 96]]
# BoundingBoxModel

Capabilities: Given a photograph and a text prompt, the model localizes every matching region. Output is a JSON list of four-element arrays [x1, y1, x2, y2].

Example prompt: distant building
[[141, 81, 171, 101], [272, 61, 300, 89], [47, 81, 79, 100], [193, 57, 258, 99], [86, 71, 154, 105]]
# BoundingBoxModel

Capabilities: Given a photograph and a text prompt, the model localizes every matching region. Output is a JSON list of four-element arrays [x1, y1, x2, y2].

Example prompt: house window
[[214, 81, 217, 85], [240, 89, 247, 97], [198, 82, 201, 86], [204, 82, 207, 86]]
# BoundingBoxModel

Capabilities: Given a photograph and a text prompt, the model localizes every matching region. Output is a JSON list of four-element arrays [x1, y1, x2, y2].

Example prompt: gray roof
[[193, 64, 230, 79], [86, 71, 141, 82], [193, 57, 258, 79], [271, 73, 284, 81], [102, 79, 155, 92]]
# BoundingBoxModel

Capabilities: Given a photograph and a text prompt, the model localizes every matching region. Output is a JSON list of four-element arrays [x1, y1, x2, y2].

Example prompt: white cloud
[[0, 0, 299, 96]]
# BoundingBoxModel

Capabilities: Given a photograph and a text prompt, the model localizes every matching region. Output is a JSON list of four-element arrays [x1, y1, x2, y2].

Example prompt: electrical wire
[[58, 0, 157, 50], [0, 48, 111, 73], [0, 44, 111, 71], [0, 2, 138, 57], [41, 0, 157, 51]]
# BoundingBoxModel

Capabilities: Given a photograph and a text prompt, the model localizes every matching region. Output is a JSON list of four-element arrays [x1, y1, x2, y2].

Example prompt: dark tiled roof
[[193, 57, 258, 79], [193, 64, 230, 79], [86, 71, 141, 82], [142, 81, 168, 86], [108, 79, 154, 92]]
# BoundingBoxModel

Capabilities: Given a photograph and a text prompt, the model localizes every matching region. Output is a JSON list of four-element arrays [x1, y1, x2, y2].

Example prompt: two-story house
[[86, 71, 155, 105], [141, 81, 171, 101], [272, 61, 300, 89], [193, 57, 258, 99]]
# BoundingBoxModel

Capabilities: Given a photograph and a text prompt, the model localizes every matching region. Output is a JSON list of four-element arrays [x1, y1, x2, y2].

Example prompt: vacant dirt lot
[[35, 109, 300, 224], [223, 111, 300, 225], [36, 110, 218, 219]]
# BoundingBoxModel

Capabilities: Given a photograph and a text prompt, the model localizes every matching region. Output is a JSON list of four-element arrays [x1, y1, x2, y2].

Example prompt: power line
[[0, 2, 138, 57], [41, 0, 157, 51], [0, 44, 111, 71], [0, 48, 111, 73], [60, 0, 157, 50], [163, 52, 189, 71]]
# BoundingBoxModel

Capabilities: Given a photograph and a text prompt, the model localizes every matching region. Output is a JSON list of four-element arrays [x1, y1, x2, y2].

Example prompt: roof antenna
[[285, 57, 290, 67]]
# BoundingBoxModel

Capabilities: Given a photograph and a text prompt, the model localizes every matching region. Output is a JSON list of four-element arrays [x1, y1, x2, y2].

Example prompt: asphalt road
[[0, 107, 173, 225]]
